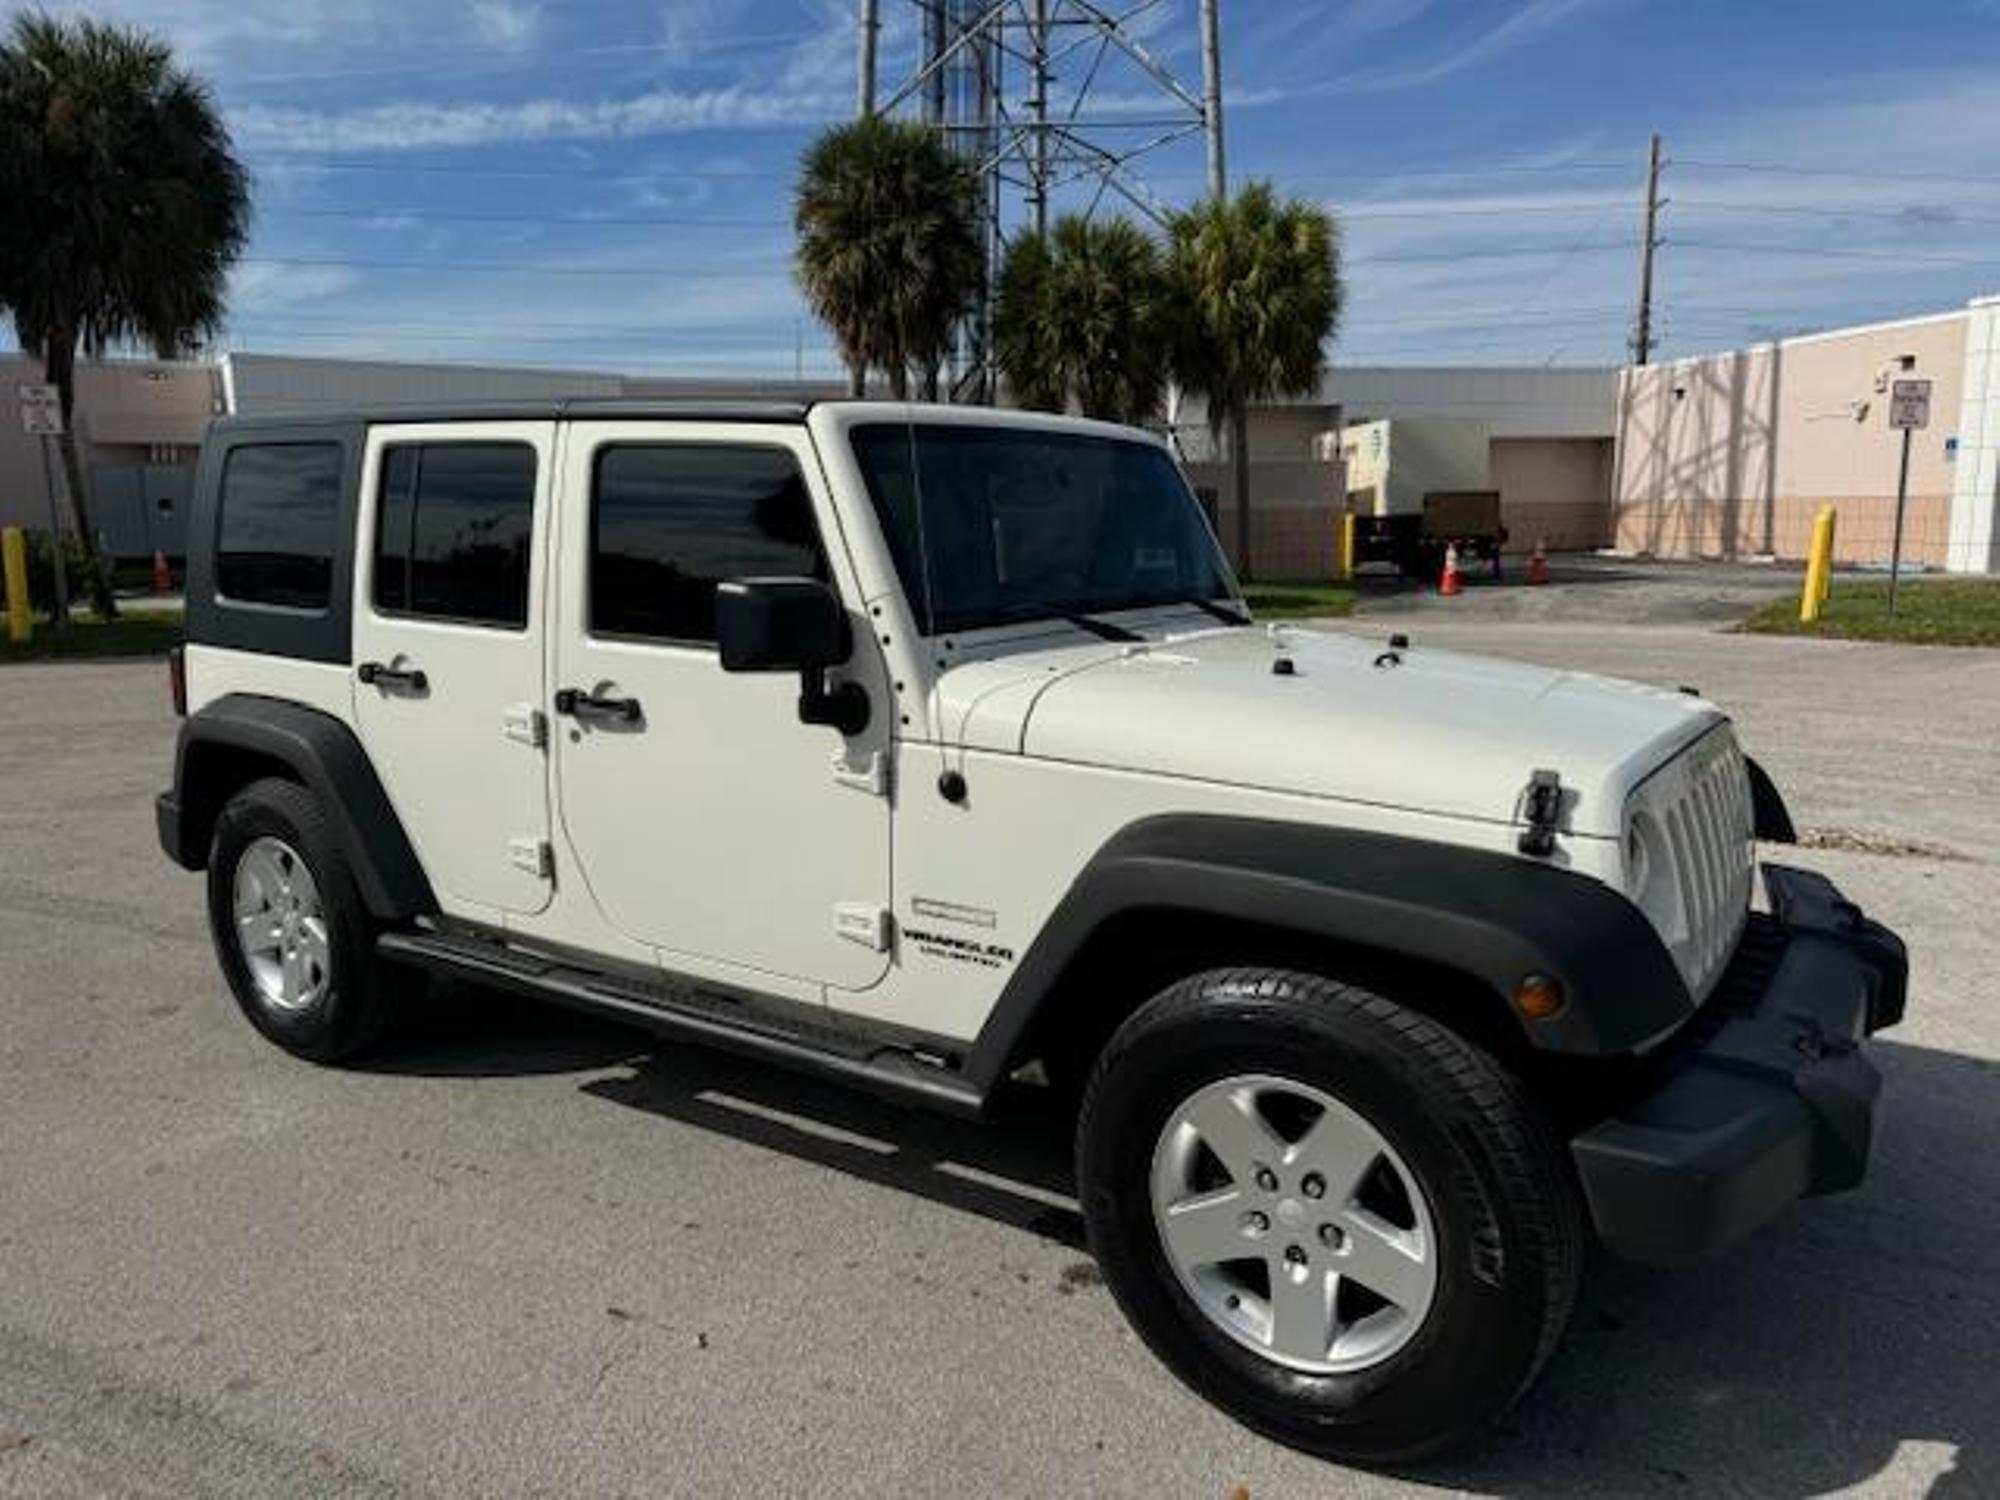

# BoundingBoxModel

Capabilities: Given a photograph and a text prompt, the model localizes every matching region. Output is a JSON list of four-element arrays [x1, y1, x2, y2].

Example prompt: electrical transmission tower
[[858, 0, 1227, 400]]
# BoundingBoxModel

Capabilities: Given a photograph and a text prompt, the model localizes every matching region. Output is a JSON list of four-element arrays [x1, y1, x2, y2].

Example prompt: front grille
[[1638, 727, 1756, 998]]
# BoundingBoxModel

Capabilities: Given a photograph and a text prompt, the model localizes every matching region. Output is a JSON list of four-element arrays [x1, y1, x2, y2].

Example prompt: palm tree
[[994, 214, 1170, 426], [0, 13, 249, 622], [1166, 183, 1341, 581], [794, 116, 985, 400]]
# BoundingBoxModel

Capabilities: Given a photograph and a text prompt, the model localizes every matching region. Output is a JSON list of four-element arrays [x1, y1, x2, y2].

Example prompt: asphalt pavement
[[2, 599, 1996, 1497]]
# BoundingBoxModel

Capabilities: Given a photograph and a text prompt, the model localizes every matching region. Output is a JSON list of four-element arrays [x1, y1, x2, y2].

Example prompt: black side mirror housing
[[717, 577, 849, 673], [716, 577, 869, 737]]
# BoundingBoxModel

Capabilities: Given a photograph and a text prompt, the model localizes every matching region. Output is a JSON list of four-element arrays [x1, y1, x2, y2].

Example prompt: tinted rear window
[[215, 443, 343, 610], [374, 443, 536, 628]]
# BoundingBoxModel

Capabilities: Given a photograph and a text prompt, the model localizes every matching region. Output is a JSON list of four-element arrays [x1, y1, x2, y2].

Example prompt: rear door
[[350, 422, 554, 919], [549, 420, 892, 991]]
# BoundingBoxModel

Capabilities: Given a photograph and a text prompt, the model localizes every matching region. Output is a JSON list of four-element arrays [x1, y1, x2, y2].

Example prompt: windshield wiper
[[1062, 612, 1144, 642], [1183, 596, 1252, 626]]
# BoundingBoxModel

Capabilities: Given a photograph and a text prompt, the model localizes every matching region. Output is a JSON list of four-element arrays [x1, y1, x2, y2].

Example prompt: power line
[[1674, 239, 2000, 268], [1675, 158, 2000, 186], [239, 254, 792, 278], [223, 326, 841, 354], [1348, 240, 1637, 267], [232, 242, 1650, 279], [226, 314, 827, 343], [245, 159, 797, 182], [1240, 161, 1640, 183], [264, 206, 787, 230], [1675, 199, 2000, 227]]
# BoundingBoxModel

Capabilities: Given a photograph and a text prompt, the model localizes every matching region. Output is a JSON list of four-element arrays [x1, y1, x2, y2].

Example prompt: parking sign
[[18, 383, 63, 435], [1889, 379, 1932, 431]]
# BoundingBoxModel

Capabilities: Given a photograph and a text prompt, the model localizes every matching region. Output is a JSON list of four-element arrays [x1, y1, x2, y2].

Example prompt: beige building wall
[[0, 353, 221, 535], [1613, 313, 1966, 565], [1184, 457, 1348, 580], [1492, 437, 1614, 552]]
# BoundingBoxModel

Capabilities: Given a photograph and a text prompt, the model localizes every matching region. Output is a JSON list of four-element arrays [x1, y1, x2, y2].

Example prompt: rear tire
[[206, 777, 397, 1063], [1077, 967, 1582, 1464]]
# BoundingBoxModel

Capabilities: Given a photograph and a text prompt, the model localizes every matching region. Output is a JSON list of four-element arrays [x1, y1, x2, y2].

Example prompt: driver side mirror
[[716, 577, 870, 737], [717, 577, 849, 674]]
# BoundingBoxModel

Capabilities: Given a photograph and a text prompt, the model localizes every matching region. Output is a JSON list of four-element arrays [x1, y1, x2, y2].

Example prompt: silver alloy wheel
[[1149, 1073, 1438, 1375], [232, 835, 332, 1013]]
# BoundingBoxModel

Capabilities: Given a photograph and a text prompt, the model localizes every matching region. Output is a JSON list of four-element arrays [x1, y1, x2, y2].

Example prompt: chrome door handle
[[357, 660, 429, 694], [554, 687, 642, 725]]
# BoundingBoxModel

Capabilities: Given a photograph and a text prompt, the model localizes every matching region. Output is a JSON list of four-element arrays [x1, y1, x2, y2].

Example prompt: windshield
[[849, 422, 1240, 637]]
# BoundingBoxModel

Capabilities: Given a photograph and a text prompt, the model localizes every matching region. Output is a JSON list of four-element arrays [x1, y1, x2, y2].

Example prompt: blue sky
[[14, 0, 2000, 376]]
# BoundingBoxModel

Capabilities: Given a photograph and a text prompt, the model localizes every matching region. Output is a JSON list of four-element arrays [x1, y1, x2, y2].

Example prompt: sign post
[[18, 383, 69, 626], [1886, 377, 1931, 619]]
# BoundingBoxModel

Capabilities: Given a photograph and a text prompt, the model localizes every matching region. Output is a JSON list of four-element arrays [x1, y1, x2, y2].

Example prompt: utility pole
[[857, 0, 879, 116], [1200, 0, 1226, 201], [1632, 132, 1664, 365]]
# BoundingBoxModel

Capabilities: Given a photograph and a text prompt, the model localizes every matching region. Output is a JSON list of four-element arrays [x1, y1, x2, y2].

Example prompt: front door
[[550, 422, 891, 992], [350, 422, 554, 919]]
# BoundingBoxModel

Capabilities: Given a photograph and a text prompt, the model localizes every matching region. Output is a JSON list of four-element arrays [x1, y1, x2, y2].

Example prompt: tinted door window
[[374, 443, 536, 628], [215, 443, 343, 610], [591, 445, 825, 643]]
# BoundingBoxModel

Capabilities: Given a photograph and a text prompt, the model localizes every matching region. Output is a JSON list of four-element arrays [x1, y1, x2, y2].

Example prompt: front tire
[[1077, 967, 1582, 1464], [206, 777, 396, 1063]]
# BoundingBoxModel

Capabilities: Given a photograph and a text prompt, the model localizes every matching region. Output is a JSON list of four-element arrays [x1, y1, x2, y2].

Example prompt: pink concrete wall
[[1613, 315, 1966, 565]]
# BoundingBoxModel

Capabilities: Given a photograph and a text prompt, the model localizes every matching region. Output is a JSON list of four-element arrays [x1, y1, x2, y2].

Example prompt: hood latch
[[1517, 769, 1565, 857]]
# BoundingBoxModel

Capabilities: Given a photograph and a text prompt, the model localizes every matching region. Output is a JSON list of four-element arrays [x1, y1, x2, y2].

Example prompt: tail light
[[168, 644, 187, 718]]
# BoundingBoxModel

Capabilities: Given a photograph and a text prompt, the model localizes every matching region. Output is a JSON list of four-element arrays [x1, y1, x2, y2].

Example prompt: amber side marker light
[[1512, 975, 1567, 1022]]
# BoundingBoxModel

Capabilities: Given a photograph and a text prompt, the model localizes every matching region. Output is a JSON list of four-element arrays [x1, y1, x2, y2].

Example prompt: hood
[[933, 625, 1722, 837]]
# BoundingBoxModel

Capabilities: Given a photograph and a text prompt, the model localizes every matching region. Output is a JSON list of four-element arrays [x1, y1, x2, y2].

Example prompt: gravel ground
[[1, 610, 1996, 1498], [1352, 555, 1803, 627]]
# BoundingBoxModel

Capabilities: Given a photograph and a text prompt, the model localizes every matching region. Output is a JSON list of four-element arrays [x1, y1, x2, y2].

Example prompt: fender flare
[[157, 694, 435, 921], [1745, 756, 1798, 843], [962, 814, 1692, 1090]]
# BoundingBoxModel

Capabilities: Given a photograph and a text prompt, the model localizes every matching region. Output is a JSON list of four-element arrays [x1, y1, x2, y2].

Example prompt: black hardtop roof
[[208, 398, 814, 433]]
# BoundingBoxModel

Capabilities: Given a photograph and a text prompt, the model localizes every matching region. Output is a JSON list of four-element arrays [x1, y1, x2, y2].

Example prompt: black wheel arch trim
[[962, 814, 1692, 1090], [158, 693, 435, 921], [1744, 756, 1797, 843]]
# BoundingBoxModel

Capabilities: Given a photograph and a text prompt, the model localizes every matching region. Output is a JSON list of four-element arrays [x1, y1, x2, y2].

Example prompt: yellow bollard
[[1800, 505, 1837, 623], [1336, 510, 1356, 583], [2, 527, 30, 645]]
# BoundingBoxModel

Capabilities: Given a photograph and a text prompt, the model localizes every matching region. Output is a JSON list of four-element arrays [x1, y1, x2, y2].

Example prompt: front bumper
[[1571, 864, 1907, 1263]]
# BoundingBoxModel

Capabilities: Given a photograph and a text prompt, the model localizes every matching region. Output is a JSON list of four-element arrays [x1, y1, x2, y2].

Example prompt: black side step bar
[[377, 930, 986, 1119]]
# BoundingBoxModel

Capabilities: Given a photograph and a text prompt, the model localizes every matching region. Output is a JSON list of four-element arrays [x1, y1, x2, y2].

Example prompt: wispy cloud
[[1297, 0, 1622, 97], [469, 0, 541, 52], [228, 261, 359, 311], [232, 85, 844, 152]]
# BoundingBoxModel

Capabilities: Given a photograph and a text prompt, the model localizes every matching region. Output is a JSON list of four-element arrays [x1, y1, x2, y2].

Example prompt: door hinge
[[832, 750, 891, 798], [503, 703, 548, 748], [833, 902, 892, 952], [509, 838, 553, 879]]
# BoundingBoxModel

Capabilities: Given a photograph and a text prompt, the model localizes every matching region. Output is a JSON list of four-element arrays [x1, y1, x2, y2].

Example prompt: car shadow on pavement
[[1417, 1035, 2000, 1497], [377, 995, 1998, 1494], [579, 1042, 1087, 1250], [365, 981, 655, 1078]]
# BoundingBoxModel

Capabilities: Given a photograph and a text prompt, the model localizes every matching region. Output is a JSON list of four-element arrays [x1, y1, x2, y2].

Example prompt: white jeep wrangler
[[158, 400, 1906, 1462]]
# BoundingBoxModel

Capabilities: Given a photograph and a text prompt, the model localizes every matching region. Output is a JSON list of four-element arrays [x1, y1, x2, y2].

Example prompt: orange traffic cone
[[1439, 542, 1464, 597], [1526, 538, 1551, 586], [151, 549, 173, 593]]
